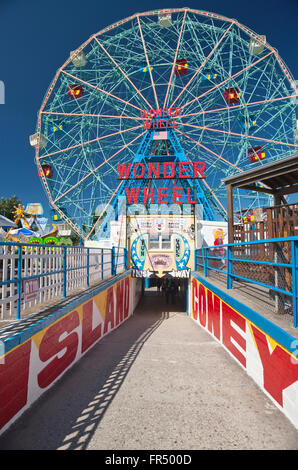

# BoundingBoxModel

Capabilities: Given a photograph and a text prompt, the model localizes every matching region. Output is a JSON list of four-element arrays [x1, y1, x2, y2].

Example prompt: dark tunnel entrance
[[142, 275, 188, 312]]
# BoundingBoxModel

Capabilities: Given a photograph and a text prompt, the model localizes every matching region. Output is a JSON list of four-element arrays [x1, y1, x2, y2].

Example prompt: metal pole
[[63, 246, 67, 298], [16, 245, 22, 320], [291, 240, 298, 328], [202, 248, 206, 276], [112, 246, 115, 276], [124, 248, 127, 270], [194, 249, 198, 271], [87, 248, 90, 288], [226, 184, 234, 244], [227, 245, 233, 289], [274, 249, 279, 313], [186, 279, 189, 316]]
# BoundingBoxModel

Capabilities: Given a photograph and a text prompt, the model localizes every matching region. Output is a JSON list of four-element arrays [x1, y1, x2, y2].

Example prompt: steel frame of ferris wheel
[[33, 7, 298, 241]]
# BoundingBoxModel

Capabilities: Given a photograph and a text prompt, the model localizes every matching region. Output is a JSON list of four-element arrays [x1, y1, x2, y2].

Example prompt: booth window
[[148, 234, 171, 250]]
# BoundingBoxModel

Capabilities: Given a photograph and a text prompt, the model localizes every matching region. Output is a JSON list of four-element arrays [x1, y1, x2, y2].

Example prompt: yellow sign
[[127, 214, 195, 277]]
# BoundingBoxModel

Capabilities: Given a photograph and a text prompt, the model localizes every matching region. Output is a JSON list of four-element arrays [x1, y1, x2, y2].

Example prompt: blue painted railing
[[195, 236, 298, 328], [0, 242, 127, 320]]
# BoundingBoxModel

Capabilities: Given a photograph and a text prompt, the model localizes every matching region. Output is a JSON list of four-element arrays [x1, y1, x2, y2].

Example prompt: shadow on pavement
[[0, 292, 179, 450]]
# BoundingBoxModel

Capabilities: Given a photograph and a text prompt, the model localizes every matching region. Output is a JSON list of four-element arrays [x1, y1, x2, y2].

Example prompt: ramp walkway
[[0, 288, 297, 450]]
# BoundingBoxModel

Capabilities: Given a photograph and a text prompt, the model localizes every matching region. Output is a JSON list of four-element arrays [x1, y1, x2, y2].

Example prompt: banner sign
[[190, 274, 298, 429], [24, 278, 39, 303], [0, 274, 134, 434]]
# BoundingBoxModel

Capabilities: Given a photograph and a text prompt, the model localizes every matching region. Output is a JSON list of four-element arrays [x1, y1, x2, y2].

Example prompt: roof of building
[[222, 153, 298, 196]]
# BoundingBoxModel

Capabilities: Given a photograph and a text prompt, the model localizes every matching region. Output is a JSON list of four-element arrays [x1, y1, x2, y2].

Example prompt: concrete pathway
[[0, 290, 297, 450]]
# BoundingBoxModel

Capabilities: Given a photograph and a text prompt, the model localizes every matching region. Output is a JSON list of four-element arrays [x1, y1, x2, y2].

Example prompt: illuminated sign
[[118, 161, 206, 205], [140, 107, 181, 130]]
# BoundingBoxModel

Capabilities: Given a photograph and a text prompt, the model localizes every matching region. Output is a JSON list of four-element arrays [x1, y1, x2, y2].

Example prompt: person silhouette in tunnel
[[164, 279, 170, 304], [170, 280, 178, 305]]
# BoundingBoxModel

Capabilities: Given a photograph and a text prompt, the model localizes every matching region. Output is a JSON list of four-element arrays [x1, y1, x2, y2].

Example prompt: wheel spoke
[[170, 21, 235, 109], [62, 70, 143, 112], [181, 94, 297, 118], [180, 122, 298, 149], [53, 131, 146, 204], [163, 9, 187, 108], [176, 128, 243, 171], [94, 36, 153, 109], [39, 124, 143, 159], [180, 51, 274, 110], [137, 15, 160, 109], [41, 111, 143, 119]]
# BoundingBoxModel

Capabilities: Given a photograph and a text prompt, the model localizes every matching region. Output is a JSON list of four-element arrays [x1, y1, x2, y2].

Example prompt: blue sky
[[0, 0, 297, 218]]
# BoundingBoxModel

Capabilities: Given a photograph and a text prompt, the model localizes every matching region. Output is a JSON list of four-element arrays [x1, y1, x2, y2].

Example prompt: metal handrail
[[0, 242, 127, 320]]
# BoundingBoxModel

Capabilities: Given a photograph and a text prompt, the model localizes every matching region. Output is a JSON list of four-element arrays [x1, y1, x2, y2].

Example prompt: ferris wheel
[[30, 8, 298, 240]]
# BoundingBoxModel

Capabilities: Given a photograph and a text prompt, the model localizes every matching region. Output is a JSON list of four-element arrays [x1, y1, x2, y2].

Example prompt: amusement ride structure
[[30, 8, 298, 242], [1, 204, 72, 245]]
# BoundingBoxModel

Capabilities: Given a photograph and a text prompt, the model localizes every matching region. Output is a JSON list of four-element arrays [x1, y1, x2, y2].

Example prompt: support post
[[205, 248, 209, 277], [124, 248, 127, 270], [292, 239, 298, 328], [16, 245, 22, 320], [186, 279, 189, 316], [86, 248, 90, 288], [63, 246, 67, 298], [227, 245, 233, 289], [226, 183, 234, 244], [111, 246, 116, 276], [194, 249, 198, 271]]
